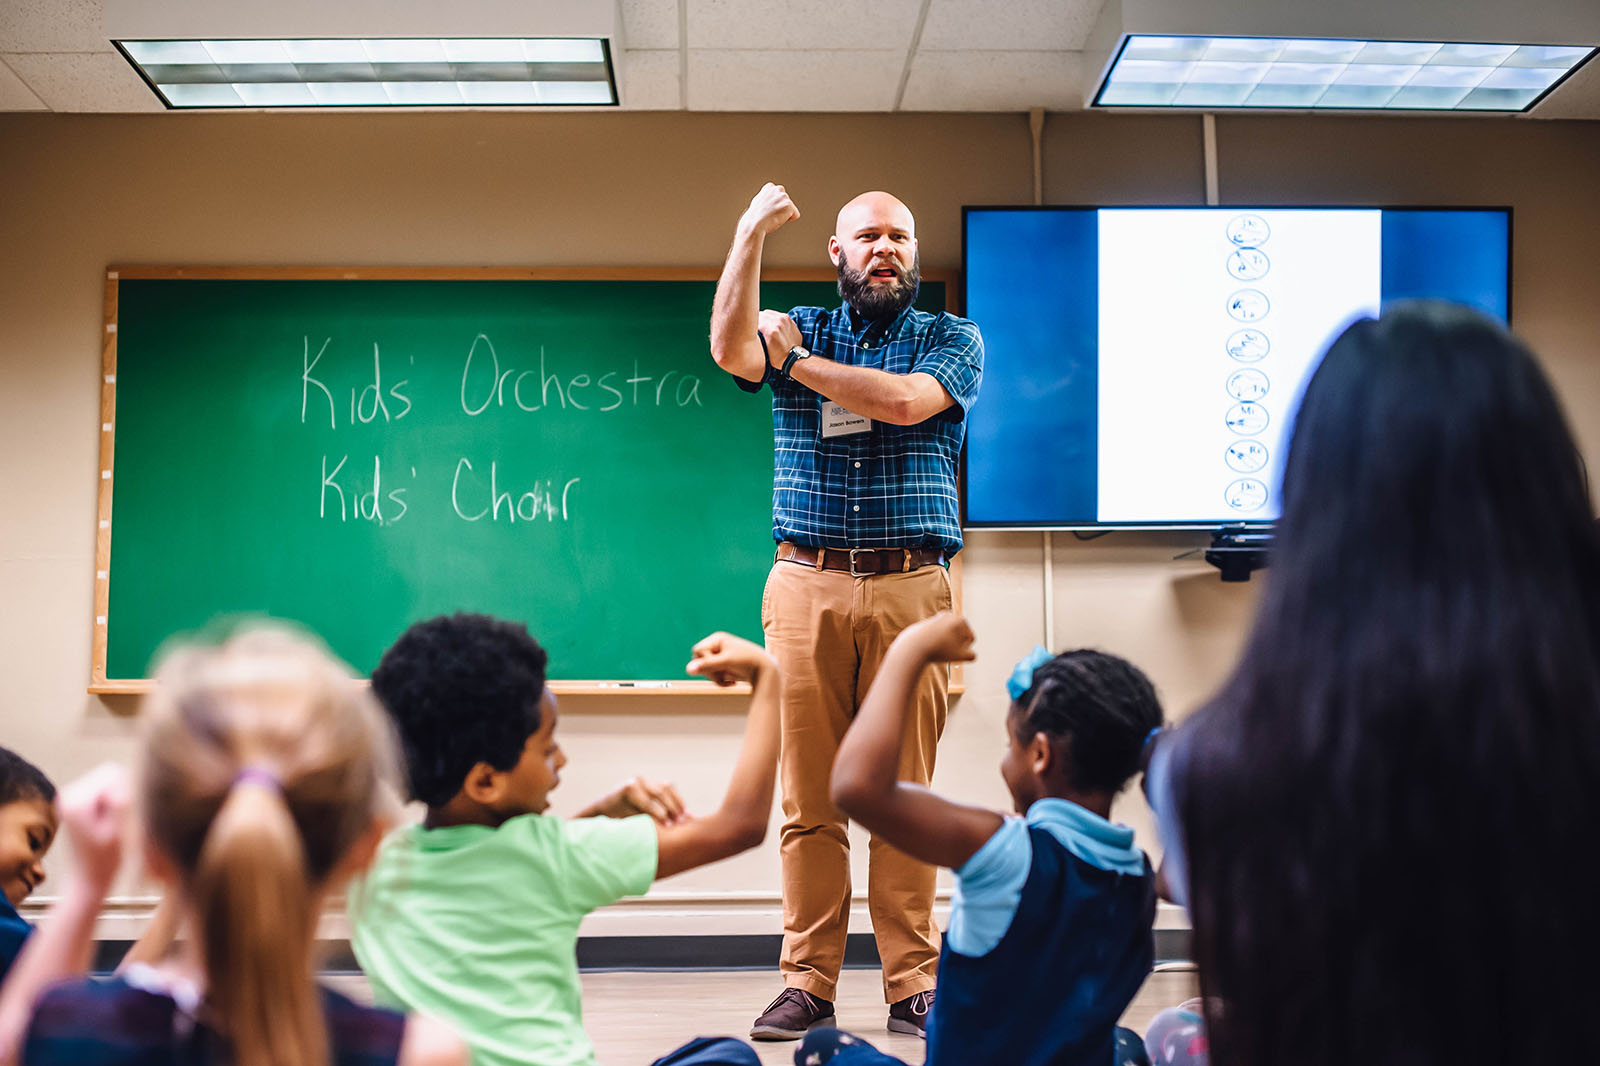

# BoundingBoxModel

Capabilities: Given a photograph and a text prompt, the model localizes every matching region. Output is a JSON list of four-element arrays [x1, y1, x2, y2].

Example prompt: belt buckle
[[848, 547, 869, 578]]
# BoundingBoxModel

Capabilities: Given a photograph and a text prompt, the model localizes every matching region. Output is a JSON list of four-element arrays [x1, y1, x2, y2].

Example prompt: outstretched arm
[[653, 633, 782, 878], [831, 612, 1003, 870], [0, 764, 130, 1065], [710, 183, 800, 384]]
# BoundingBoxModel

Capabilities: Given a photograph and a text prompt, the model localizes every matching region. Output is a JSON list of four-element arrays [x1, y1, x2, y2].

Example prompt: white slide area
[[1096, 208, 1382, 523]]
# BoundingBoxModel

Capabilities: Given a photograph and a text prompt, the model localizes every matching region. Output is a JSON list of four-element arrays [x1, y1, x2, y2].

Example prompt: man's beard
[[838, 250, 920, 321]]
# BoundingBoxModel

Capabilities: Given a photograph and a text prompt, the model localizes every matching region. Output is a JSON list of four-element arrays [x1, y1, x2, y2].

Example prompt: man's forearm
[[710, 227, 768, 382], [789, 357, 950, 426]]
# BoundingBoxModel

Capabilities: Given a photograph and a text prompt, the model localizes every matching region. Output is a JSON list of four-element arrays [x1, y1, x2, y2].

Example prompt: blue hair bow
[[1005, 645, 1053, 701]]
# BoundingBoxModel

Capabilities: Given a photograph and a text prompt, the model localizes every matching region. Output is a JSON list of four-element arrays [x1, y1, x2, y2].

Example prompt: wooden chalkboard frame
[[90, 266, 964, 696]]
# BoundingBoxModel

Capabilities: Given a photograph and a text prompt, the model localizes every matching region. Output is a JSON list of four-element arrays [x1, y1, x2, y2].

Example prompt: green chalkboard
[[95, 269, 949, 685]]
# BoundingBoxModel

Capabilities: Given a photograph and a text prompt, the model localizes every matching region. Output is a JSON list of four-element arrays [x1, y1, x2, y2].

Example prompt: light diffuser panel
[[1095, 34, 1596, 111], [116, 37, 619, 108]]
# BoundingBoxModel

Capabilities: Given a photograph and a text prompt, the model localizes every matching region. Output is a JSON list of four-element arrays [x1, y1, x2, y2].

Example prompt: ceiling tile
[[901, 50, 1083, 111], [1529, 52, 1600, 119], [0, 0, 106, 53], [621, 0, 680, 50], [686, 0, 922, 51], [0, 56, 47, 109], [689, 49, 902, 110], [2, 52, 163, 112], [919, 0, 1105, 51], [619, 48, 681, 109]]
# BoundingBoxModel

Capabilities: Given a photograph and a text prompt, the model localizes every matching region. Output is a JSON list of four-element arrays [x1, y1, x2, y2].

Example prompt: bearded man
[[708, 184, 984, 1042]]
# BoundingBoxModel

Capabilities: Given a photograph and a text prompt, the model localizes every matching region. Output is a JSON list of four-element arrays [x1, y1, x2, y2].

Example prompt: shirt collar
[[844, 299, 915, 340], [1024, 797, 1145, 875]]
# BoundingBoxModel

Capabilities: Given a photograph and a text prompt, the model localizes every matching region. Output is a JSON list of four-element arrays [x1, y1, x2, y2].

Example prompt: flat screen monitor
[[961, 206, 1512, 529]]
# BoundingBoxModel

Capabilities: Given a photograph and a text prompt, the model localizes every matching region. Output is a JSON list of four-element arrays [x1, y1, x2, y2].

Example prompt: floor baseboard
[[90, 929, 1192, 975]]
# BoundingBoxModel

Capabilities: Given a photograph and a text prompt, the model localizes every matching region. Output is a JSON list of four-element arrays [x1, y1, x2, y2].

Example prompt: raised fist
[[739, 183, 801, 237]]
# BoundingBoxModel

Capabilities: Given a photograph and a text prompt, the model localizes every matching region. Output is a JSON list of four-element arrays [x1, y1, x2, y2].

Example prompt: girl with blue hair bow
[[806, 612, 1166, 1066]]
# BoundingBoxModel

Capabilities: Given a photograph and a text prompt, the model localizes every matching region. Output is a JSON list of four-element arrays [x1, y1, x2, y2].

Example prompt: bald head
[[835, 191, 916, 240]]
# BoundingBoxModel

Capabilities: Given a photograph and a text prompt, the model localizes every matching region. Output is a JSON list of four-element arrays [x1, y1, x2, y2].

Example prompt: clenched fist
[[738, 182, 801, 238]]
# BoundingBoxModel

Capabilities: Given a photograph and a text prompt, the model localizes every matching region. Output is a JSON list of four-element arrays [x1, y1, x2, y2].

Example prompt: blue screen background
[[962, 207, 1511, 527]]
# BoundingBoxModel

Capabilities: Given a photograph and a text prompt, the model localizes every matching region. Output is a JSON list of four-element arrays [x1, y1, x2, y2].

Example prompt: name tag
[[821, 401, 872, 438]]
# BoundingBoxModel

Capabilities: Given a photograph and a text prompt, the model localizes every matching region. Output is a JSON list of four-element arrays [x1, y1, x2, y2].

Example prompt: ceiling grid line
[[892, 0, 935, 111], [677, 0, 688, 109], [0, 53, 46, 110]]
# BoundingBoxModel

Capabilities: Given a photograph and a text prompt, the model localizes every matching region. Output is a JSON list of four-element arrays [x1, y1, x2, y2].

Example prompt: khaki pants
[[761, 558, 952, 1003]]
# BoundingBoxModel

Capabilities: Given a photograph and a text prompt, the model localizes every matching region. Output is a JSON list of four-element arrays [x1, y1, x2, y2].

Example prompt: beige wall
[[2, 110, 1596, 927]]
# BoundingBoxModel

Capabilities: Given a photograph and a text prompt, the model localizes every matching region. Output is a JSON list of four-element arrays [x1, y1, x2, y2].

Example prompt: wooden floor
[[331, 966, 1199, 1065]]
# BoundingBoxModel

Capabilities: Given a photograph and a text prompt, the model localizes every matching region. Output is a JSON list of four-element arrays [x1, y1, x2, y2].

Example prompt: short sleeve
[[946, 816, 1031, 957], [556, 815, 659, 913], [912, 314, 983, 422]]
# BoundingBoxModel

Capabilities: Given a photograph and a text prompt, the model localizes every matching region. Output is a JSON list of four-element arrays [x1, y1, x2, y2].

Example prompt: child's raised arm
[[831, 612, 1003, 870], [652, 632, 782, 879]]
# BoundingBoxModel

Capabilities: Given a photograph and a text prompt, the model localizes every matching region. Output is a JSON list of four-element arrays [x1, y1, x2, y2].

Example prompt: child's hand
[[898, 611, 977, 664], [57, 763, 131, 893], [686, 632, 777, 687], [592, 777, 690, 825]]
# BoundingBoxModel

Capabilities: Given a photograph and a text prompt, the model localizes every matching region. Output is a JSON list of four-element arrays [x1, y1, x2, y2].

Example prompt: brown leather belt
[[776, 542, 946, 577]]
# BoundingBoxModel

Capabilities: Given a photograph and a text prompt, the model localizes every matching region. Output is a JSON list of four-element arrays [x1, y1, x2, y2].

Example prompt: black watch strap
[[782, 345, 811, 377]]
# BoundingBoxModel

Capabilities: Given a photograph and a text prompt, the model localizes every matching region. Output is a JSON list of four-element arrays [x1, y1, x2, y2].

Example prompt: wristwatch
[[782, 345, 812, 377]]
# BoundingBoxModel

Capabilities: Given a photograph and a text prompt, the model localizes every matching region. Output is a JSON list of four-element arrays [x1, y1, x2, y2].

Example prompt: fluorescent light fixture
[[1094, 35, 1596, 111], [115, 37, 618, 108], [232, 82, 317, 106]]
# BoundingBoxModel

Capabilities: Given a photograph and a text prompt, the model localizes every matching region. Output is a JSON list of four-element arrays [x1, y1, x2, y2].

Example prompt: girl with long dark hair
[[1151, 302, 1600, 1066]]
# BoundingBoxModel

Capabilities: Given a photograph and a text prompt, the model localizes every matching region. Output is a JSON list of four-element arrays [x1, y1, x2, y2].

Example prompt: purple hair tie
[[232, 765, 283, 792]]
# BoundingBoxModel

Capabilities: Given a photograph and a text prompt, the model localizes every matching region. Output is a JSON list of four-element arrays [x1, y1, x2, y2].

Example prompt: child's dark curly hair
[[1011, 650, 1164, 795], [371, 613, 549, 808], [0, 746, 55, 807]]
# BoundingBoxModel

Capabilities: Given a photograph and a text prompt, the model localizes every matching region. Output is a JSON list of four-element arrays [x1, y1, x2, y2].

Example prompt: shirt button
[[853, 505, 860, 512], [854, 461, 861, 468], [861, 341, 871, 349]]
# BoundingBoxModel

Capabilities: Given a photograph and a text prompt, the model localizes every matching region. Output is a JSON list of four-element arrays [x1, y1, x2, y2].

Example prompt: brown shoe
[[887, 989, 935, 1038], [750, 987, 836, 1041]]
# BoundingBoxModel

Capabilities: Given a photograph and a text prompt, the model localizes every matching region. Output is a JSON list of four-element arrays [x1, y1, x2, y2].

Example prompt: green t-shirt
[[348, 812, 657, 1066]]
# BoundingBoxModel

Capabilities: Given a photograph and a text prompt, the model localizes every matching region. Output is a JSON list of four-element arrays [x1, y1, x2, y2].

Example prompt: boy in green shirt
[[349, 613, 778, 1066]]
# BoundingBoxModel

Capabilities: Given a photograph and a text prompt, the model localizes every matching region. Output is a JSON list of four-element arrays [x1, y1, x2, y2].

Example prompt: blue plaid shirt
[[739, 301, 983, 554]]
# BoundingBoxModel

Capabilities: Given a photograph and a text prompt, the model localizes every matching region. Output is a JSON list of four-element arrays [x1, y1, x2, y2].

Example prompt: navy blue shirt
[[930, 825, 1155, 1066], [739, 302, 983, 554], [23, 974, 407, 1066], [0, 896, 31, 983]]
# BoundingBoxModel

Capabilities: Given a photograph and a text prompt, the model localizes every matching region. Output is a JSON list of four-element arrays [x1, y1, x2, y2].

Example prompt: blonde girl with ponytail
[[0, 625, 465, 1066]]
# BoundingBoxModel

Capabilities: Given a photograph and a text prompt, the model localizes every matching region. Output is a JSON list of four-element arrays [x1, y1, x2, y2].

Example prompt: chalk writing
[[451, 458, 580, 524], [460, 334, 702, 415], [320, 455, 411, 525], [302, 337, 412, 428]]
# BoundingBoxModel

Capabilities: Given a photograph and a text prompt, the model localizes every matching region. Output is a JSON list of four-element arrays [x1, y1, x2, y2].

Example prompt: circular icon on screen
[[1226, 329, 1270, 362], [1226, 402, 1270, 436], [1224, 440, 1269, 474], [1226, 248, 1271, 281], [1226, 289, 1270, 322], [1226, 214, 1271, 248], [1226, 368, 1270, 402], [1225, 478, 1269, 512]]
